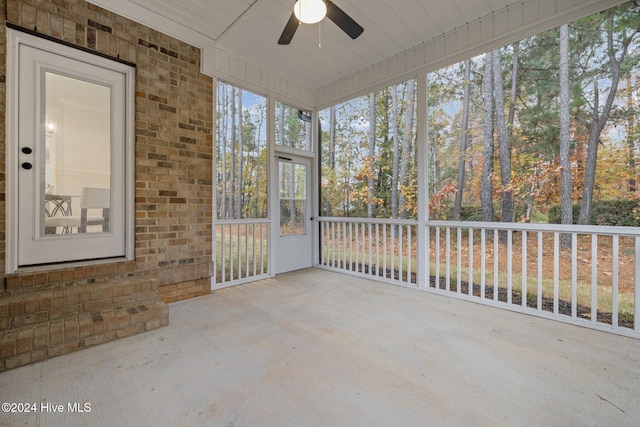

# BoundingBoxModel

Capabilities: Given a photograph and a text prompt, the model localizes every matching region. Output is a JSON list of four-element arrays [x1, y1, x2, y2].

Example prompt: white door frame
[[272, 152, 314, 274], [6, 28, 135, 272]]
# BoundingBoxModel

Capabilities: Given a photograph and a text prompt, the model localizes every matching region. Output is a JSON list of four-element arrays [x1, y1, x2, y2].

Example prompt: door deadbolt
[[21, 147, 33, 154]]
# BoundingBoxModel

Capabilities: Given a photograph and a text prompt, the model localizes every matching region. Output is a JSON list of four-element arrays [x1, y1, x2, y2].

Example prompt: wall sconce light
[[46, 122, 56, 137]]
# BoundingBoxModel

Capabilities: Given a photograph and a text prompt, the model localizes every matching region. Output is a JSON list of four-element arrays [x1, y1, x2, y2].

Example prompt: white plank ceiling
[[90, 0, 525, 90]]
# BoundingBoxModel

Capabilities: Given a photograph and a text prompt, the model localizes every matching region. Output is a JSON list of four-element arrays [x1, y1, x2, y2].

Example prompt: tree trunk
[[326, 106, 336, 216], [492, 49, 512, 229], [481, 53, 495, 223], [626, 74, 636, 194], [229, 87, 237, 218], [579, 13, 627, 225], [221, 84, 227, 218], [508, 42, 519, 136], [399, 80, 416, 219], [391, 85, 400, 219], [453, 59, 471, 221], [559, 24, 573, 247], [368, 93, 376, 218], [236, 90, 243, 219]]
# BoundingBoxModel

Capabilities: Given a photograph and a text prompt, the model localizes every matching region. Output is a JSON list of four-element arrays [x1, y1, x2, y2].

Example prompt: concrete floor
[[1, 268, 640, 427]]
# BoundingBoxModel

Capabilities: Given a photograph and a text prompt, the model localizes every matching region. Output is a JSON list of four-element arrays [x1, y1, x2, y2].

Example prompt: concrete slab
[[1, 268, 639, 426]]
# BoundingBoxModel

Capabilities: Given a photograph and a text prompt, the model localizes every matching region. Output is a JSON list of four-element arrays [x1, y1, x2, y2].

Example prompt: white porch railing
[[214, 219, 270, 287], [426, 221, 640, 338], [317, 217, 640, 339], [318, 217, 418, 287]]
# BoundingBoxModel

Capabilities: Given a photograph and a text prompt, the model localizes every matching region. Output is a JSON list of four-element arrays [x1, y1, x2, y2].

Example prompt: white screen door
[[15, 39, 128, 266], [274, 155, 313, 273]]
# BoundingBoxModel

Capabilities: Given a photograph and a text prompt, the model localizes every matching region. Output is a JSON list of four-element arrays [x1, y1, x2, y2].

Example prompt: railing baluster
[[635, 236, 640, 333], [332, 221, 337, 268], [245, 223, 249, 279], [507, 229, 513, 305], [435, 227, 440, 288], [320, 222, 326, 266], [221, 225, 226, 283], [613, 235, 619, 327], [391, 224, 396, 281], [553, 232, 559, 315], [591, 234, 598, 323], [537, 231, 543, 311], [457, 227, 462, 294], [253, 224, 257, 277], [493, 229, 498, 302], [228, 224, 232, 280], [408, 225, 412, 284], [446, 227, 451, 292], [355, 222, 360, 272], [343, 222, 347, 270], [399, 225, 404, 283], [376, 223, 380, 278], [571, 233, 577, 319], [362, 223, 367, 275], [480, 228, 486, 298], [426, 226, 431, 288], [237, 223, 242, 280], [368, 223, 373, 276], [522, 230, 527, 308], [469, 228, 474, 296], [383, 224, 387, 277], [260, 223, 265, 275]]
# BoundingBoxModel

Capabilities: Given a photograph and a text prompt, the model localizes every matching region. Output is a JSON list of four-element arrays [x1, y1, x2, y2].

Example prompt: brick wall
[[0, 0, 214, 370]]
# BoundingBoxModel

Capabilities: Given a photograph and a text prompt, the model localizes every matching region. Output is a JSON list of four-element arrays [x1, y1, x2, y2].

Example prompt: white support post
[[416, 70, 428, 289]]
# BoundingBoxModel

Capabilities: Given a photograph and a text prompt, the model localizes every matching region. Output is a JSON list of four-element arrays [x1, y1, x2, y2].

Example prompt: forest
[[320, 1, 640, 228], [215, 2, 640, 228]]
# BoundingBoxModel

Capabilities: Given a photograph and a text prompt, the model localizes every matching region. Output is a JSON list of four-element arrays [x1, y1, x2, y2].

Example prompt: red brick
[[49, 321, 64, 346], [34, 324, 49, 349], [78, 314, 92, 338], [0, 331, 18, 357], [64, 317, 79, 341], [16, 328, 34, 353]]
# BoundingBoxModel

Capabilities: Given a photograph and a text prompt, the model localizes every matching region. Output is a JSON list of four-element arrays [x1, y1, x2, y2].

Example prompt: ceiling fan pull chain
[[319, 21, 322, 48]]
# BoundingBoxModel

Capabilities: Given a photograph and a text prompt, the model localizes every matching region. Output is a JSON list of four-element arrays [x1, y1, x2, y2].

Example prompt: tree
[[559, 23, 572, 247], [481, 53, 495, 222], [578, 5, 640, 224], [453, 60, 472, 221], [625, 74, 636, 193], [391, 85, 400, 219], [368, 93, 376, 217], [236, 90, 244, 218], [492, 48, 513, 227], [399, 80, 416, 219]]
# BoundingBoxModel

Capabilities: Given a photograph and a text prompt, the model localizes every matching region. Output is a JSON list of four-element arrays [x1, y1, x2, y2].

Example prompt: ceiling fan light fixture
[[293, 0, 327, 24]]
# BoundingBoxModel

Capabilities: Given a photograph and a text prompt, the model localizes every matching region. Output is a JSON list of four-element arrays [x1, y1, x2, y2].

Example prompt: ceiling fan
[[278, 0, 364, 45]]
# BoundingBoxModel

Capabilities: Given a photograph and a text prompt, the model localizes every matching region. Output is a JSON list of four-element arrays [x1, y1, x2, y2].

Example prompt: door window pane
[[43, 72, 111, 236], [275, 102, 312, 152], [279, 161, 307, 235]]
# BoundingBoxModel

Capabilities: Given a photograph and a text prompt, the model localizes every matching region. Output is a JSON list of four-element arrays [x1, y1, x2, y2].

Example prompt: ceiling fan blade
[[278, 12, 299, 45], [325, 0, 364, 40]]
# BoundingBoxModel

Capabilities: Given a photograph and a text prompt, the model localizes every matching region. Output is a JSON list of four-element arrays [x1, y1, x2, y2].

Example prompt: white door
[[14, 38, 128, 266], [274, 155, 313, 273]]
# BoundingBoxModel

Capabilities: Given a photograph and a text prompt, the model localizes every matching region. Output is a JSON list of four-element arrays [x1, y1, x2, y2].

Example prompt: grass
[[320, 230, 636, 327]]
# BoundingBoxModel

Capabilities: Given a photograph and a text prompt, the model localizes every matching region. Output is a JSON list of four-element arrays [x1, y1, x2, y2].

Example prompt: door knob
[[21, 147, 33, 154], [21, 162, 33, 170]]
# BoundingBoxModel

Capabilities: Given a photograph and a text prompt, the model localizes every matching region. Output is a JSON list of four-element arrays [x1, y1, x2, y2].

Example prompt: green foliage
[[460, 205, 483, 221], [548, 199, 640, 226]]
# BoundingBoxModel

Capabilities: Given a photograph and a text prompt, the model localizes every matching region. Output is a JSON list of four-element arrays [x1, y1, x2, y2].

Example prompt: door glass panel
[[275, 102, 312, 152], [42, 72, 111, 236], [279, 161, 307, 235]]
